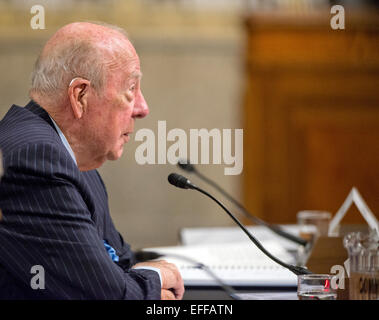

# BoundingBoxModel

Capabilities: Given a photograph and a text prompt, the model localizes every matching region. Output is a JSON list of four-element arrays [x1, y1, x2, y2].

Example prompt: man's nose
[[133, 91, 149, 118]]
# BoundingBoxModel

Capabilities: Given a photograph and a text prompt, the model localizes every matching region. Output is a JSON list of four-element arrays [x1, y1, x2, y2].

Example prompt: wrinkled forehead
[[100, 34, 138, 67], [103, 55, 142, 93], [106, 51, 142, 86], [97, 33, 141, 84]]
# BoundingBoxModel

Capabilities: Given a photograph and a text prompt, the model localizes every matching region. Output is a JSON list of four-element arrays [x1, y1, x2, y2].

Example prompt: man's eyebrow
[[130, 70, 142, 79]]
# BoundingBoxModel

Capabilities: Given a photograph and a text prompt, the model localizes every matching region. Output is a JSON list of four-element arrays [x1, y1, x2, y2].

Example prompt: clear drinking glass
[[296, 211, 332, 266], [297, 210, 332, 241], [297, 274, 337, 300]]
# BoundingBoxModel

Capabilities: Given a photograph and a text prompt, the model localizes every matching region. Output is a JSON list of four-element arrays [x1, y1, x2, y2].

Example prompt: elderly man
[[0, 22, 184, 300]]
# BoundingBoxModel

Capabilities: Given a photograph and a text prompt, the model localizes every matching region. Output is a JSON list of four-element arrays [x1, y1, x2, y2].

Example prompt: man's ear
[[68, 78, 91, 119]]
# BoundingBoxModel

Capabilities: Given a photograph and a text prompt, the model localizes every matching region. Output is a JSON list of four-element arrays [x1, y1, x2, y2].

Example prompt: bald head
[[30, 22, 136, 105], [46, 22, 128, 48]]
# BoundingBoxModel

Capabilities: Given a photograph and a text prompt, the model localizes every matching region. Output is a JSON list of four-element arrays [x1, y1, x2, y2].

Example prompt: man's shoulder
[[0, 103, 61, 155]]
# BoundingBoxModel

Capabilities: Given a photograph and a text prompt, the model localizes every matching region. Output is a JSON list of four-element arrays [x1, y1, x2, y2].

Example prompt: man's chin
[[107, 148, 124, 161]]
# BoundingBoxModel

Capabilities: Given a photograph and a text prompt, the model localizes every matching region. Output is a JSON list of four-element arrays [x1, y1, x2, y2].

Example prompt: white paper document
[[235, 292, 298, 300], [180, 224, 302, 251], [144, 241, 298, 287]]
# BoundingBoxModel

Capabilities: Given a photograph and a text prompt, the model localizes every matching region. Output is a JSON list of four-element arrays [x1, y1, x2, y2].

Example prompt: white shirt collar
[[48, 115, 77, 166]]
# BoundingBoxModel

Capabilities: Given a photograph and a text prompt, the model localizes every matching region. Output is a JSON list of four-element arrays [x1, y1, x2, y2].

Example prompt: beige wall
[[0, 2, 244, 249]]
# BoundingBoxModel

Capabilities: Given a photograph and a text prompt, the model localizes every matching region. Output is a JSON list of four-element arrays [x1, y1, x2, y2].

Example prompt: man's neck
[[30, 94, 102, 171]]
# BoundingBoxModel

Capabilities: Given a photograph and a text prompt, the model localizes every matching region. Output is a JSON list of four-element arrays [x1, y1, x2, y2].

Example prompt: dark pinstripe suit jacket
[[0, 100, 161, 299]]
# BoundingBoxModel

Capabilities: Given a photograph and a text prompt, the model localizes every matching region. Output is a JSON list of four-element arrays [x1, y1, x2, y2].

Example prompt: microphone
[[177, 160, 308, 247], [135, 250, 241, 300], [168, 173, 312, 276], [167, 173, 194, 189]]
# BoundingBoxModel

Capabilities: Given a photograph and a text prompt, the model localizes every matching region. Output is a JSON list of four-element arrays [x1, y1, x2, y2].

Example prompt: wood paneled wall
[[242, 11, 379, 224]]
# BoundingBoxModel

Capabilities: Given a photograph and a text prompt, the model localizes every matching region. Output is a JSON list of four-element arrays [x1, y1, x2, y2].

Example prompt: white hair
[[30, 22, 129, 102]]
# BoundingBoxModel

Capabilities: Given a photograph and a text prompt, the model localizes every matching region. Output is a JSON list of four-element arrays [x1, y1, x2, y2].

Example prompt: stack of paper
[[144, 240, 298, 287]]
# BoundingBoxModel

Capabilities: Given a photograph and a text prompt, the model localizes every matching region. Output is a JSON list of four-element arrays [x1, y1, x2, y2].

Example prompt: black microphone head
[[168, 173, 193, 189], [177, 159, 196, 173]]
